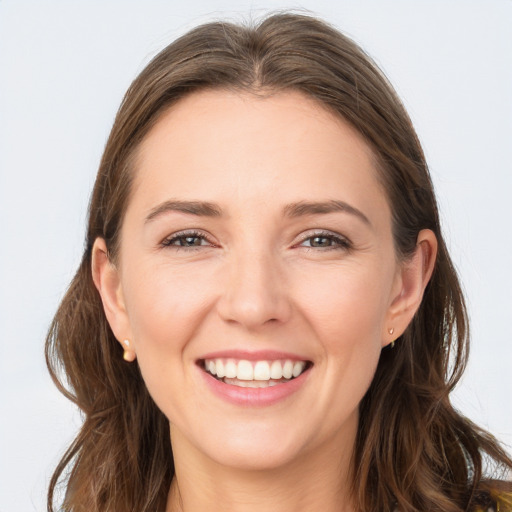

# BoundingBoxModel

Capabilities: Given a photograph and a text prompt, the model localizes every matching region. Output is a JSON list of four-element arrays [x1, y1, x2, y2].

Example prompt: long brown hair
[[46, 12, 512, 512]]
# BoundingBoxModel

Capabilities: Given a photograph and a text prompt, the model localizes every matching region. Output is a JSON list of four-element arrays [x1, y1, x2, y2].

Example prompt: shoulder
[[474, 480, 512, 512], [494, 490, 512, 511]]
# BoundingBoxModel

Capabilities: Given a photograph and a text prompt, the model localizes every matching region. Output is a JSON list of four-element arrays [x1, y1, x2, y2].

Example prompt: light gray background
[[1, 1, 511, 510]]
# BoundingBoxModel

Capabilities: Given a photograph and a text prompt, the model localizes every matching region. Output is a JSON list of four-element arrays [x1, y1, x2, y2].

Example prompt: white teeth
[[225, 360, 237, 379], [282, 360, 293, 379], [203, 358, 309, 383], [237, 360, 253, 381], [223, 377, 291, 388], [216, 359, 225, 378], [253, 361, 270, 380], [270, 360, 283, 379], [292, 361, 306, 378]]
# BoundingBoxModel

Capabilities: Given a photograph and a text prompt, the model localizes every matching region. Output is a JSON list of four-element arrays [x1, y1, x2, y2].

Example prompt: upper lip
[[198, 349, 311, 362]]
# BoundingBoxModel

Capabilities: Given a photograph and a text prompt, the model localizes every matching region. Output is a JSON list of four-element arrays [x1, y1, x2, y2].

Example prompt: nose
[[216, 249, 292, 330]]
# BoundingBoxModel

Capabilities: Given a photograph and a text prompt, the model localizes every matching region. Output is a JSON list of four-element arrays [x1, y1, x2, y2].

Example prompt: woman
[[46, 13, 512, 512]]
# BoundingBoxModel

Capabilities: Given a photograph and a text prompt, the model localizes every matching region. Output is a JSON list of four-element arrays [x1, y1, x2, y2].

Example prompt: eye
[[161, 230, 214, 249], [297, 231, 351, 251]]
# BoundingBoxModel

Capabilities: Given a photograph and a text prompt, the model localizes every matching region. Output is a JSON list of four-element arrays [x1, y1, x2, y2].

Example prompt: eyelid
[[294, 229, 352, 250], [160, 229, 217, 248], [159, 228, 351, 250]]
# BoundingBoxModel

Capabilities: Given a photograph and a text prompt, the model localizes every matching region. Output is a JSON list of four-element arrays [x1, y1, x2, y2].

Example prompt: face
[[102, 90, 409, 471]]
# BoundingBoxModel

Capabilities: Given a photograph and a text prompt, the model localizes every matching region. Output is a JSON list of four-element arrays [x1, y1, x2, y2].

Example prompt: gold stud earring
[[388, 328, 395, 348], [122, 339, 136, 362]]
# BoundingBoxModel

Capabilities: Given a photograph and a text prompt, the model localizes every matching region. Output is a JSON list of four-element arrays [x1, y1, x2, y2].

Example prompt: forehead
[[129, 89, 389, 224]]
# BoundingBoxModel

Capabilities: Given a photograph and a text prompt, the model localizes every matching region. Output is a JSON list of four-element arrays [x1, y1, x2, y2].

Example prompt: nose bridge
[[217, 241, 291, 329]]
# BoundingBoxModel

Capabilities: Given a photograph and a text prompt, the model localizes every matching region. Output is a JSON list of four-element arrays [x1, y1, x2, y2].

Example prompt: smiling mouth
[[200, 358, 312, 388]]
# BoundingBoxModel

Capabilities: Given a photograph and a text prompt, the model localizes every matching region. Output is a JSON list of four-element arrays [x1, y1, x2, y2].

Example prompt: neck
[[166, 427, 357, 512]]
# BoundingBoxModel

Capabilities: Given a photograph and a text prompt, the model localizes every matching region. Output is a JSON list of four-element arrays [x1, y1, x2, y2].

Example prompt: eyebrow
[[283, 200, 371, 226], [144, 198, 371, 226], [145, 200, 222, 223]]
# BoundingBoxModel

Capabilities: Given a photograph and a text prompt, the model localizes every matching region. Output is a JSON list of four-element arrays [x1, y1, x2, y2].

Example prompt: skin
[[92, 90, 436, 512]]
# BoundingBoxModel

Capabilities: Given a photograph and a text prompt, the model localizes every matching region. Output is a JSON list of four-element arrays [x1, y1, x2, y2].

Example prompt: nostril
[[215, 267, 292, 328]]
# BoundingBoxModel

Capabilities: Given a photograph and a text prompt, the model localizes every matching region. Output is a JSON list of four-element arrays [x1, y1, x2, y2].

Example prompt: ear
[[383, 229, 437, 347], [91, 238, 136, 361]]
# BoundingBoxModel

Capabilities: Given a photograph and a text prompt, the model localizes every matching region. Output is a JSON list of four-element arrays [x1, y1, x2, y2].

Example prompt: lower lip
[[198, 366, 311, 407]]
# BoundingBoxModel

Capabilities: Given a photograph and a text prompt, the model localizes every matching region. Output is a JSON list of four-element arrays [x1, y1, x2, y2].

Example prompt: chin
[[208, 441, 304, 472], [187, 421, 311, 472]]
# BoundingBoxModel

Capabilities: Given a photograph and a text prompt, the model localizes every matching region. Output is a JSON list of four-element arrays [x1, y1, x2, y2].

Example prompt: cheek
[[121, 263, 219, 420], [296, 266, 389, 416], [122, 261, 217, 355], [294, 262, 392, 351]]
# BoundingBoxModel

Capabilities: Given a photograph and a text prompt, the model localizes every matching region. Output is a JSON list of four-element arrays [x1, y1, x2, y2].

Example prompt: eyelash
[[161, 230, 351, 252], [161, 230, 215, 250], [296, 231, 352, 252]]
